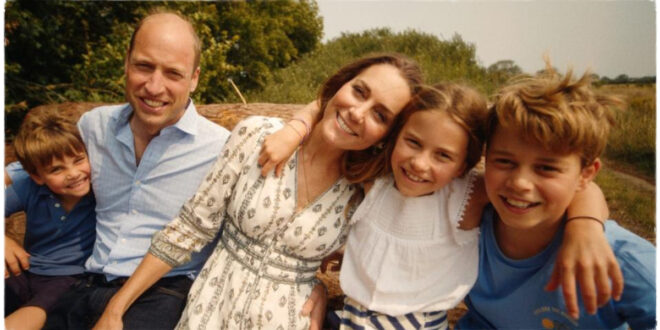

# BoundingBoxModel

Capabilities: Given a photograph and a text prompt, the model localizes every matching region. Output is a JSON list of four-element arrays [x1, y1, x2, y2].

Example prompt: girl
[[260, 83, 619, 329]]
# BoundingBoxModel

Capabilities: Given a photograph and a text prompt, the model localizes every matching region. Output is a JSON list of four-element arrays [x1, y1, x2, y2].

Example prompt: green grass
[[595, 167, 655, 243], [600, 84, 656, 181]]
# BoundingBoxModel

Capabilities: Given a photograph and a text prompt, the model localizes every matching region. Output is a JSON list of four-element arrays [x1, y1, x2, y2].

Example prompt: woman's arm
[[93, 254, 172, 330], [94, 118, 265, 329], [548, 181, 624, 320], [259, 101, 321, 177]]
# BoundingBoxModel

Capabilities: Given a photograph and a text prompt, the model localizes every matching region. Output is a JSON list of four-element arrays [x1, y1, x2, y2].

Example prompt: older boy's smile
[[501, 196, 541, 211], [485, 126, 590, 230]]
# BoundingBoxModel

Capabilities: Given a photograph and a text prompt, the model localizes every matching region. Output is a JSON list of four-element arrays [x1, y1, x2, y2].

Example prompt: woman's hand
[[546, 219, 624, 320], [92, 309, 124, 330]]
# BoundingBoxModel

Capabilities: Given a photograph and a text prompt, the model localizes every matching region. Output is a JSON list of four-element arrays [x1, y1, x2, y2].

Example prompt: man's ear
[[190, 66, 200, 92], [29, 172, 45, 186], [578, 158, 601, 190]]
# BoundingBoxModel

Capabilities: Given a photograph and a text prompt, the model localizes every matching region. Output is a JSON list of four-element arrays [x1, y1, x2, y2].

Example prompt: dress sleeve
[[149, 116, 274, 267]]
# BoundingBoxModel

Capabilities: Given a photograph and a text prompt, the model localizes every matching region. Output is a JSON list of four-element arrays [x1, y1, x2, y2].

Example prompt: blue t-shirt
[[458, 205, 656, 330], [5, 162, 96, 276]]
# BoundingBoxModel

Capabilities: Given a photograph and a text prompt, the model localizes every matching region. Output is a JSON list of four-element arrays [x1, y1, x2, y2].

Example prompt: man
[[44, 10, 231, 329]]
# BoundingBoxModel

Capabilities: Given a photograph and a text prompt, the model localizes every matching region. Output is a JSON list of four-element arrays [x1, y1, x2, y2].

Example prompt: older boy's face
[[484, 126, 594, 231]]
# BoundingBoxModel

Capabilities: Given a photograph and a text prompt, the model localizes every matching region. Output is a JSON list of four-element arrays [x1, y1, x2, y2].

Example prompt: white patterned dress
[[150, 116, 357, 330]]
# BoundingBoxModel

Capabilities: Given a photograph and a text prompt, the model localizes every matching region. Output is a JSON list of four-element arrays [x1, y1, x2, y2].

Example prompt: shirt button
[[60, 216, 66, 221], [54, 203, 61, 208]]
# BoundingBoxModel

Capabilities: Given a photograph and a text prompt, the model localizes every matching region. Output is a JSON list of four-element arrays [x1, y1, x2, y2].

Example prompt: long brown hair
[[318, 53, 423, 183]]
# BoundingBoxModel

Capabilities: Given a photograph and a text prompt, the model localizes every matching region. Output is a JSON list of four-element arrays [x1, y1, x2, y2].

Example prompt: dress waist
[[221, 220, 321, 285]]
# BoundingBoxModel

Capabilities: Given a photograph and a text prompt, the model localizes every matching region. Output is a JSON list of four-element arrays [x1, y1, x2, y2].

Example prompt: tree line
[[5, 1, 653, 136]]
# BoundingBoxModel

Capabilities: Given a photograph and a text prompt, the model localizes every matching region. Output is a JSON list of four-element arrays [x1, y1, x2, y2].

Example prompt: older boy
[[457, 69, 656, 329], [5, 108, 96, 330]]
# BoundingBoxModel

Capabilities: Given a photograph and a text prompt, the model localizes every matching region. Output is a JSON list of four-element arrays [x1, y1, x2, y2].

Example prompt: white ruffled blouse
[[339, 170, 480, 316]]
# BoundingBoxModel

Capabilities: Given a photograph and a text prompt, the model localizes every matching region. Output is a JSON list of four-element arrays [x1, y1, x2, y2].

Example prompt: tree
[[247, 28, 493, 103], [486, 59, 523, 85], [4, 1, 323, 135]]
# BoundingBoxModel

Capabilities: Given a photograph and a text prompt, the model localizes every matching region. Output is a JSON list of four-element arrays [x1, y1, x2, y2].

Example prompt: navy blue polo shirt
[[5, 162, 96, 276]]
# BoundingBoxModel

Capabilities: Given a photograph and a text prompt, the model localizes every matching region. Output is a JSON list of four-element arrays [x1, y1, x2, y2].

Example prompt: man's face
[[124, 14, 200, 135]]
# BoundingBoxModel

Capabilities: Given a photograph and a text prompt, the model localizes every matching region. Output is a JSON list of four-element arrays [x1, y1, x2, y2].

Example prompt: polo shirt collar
[[36, 184, 95, 207]]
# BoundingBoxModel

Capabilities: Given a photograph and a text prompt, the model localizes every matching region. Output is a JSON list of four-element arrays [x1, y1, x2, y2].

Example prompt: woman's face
[[318, 64, 412, 151]]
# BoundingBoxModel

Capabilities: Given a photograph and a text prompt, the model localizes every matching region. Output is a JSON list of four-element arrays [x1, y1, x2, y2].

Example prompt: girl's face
[[317, 64, 412, 151], [391, 110, 468, 197]]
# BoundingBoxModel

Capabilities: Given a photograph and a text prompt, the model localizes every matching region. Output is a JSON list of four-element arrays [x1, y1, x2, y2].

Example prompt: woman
[[93, 53, 423, 330]]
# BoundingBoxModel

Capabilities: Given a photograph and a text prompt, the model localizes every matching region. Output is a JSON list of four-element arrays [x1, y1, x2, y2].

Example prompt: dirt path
[[606, 167, 655, 192]]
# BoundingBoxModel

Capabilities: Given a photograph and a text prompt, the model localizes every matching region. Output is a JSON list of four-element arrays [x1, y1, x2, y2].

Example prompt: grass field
[[595, 83, 655, 243]]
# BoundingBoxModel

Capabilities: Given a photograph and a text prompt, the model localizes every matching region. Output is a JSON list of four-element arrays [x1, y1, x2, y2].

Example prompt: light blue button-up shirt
[[78, 102, 230, 280]]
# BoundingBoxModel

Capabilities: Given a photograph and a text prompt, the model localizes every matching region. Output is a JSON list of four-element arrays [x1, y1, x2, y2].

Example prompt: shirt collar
[[113, 100, 200, 137]]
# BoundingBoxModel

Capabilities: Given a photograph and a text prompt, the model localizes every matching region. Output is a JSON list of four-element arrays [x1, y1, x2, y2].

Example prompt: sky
[[317, 0, 656, 78]]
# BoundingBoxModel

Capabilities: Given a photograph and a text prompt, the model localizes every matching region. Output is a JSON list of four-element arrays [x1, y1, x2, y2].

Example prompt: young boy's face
[[30, 151, 92, 203], [391, 110, 467, 197], [484, 125, 597, 230]]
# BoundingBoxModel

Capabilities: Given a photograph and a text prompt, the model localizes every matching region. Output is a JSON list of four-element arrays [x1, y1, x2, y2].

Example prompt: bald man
[[44, 10, 230, 329]]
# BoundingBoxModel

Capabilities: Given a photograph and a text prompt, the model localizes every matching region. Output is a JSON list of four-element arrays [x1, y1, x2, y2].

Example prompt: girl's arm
[[259, 101, 321, 177], [93, 254, 171, 330], [458, 174, 488, 230], [548, 181, 623, 320]]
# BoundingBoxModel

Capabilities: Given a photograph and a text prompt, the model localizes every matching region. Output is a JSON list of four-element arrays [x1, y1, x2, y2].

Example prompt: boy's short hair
[[13, 107, 86, 174], [486, 63, 622, 166]]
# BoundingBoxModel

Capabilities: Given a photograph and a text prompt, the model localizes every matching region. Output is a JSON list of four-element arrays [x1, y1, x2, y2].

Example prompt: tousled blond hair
[[13, 108, 86, 174], [487, 63, 622, 166]]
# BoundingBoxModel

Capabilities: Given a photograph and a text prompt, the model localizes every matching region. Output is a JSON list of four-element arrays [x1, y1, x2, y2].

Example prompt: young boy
[[457, 68, 656, 329], [4, 107, 96, 330]]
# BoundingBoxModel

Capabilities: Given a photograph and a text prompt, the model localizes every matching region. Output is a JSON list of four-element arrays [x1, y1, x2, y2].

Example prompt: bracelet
[[290, 118, 311, 140], [285, 122, 305, 142], [565, 216, 605, 232]]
